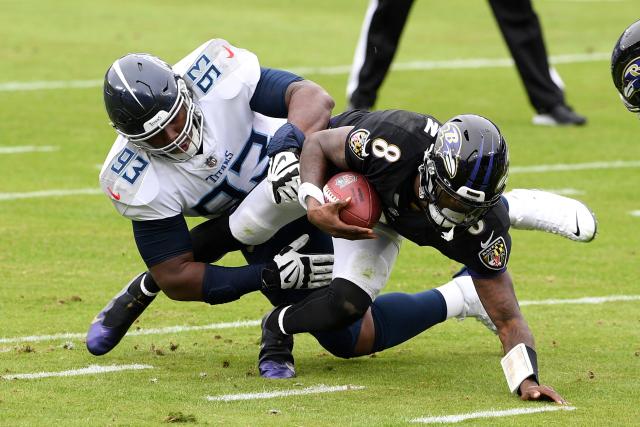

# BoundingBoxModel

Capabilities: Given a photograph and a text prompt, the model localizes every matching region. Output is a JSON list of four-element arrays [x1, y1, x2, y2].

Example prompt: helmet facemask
[[419, 151, 497, 231], [114, 78, 204, 162]]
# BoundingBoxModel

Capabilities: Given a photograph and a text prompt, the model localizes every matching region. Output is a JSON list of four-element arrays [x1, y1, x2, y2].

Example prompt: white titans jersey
[[99, 39, 286, 221]]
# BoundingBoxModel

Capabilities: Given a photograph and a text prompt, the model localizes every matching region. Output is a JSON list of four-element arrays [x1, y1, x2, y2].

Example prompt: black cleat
[[532, 104, 587, 126], [258, 308, 295, 379]]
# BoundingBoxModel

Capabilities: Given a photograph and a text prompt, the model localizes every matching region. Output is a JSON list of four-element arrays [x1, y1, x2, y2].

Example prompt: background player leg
[[488, 0, 586, 126], [347, 0, 414, 110]]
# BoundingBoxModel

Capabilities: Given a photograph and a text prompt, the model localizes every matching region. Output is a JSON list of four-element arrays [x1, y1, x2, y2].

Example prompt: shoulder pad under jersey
[[99, 136, 159, 208], [173, 39, 260, 100]]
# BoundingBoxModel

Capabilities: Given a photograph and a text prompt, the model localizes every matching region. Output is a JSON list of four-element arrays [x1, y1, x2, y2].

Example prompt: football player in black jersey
[[261, 110, 567, 402]]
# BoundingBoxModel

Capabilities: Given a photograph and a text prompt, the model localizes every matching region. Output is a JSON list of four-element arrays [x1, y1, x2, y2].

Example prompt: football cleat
[[454, 275, 497, 334], [504, 189, 597, 242], [86, 273, 156, 356], [258, 309, 296, 379], [532, 104, 587, 126]]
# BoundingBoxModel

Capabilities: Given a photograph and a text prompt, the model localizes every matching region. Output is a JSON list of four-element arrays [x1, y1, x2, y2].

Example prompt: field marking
[[1, 364, 153, 380], [0, 188, 102, 201], [0, 52, 609, 92], [510, 160, 640, 174], [2, 160, 638, 203], [0, 319, 260, 344], [630, 210, 640, 217], [206, 384, 364, 402], [0, 145, 58, 154], [540, 188, 584, 196], [1, 294, 638, 345], [410, 405, 576, 424], [520, 295, 640, 306]]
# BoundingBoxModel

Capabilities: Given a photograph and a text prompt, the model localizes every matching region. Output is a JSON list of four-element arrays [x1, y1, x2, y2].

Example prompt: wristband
[[298, 182, 325, 210], [500, 343, 539, 394]]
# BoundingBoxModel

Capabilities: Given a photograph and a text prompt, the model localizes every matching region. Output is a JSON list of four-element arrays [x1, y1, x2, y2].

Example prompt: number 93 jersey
[[99, 39, 286, 221], [335, 109, 512, 276]]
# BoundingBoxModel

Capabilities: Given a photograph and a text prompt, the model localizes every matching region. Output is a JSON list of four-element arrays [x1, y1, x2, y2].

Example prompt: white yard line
[[0, 188, 102, 201], [0, 320, 260, 344], [520, 295, 640, 306], [539, 188, 584, 195], [630, 210, 640, 217], [0, 146, 58, 154], [1, 295, 637, 345], [0, 52, 609, 92], [206, 384, 364, 402], [2, 364, 153, 380], [510, 160, 640, 174], [410, 405, 576, 424], [2, 160, 637, 202]]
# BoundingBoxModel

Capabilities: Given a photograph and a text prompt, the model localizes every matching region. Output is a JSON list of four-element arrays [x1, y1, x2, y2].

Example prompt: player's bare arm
[[284, 80, 334, 135], [473, 271, 567, 404], [299, 127, 375, 240]]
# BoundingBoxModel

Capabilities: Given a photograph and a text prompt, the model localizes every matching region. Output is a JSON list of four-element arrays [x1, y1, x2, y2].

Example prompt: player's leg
[[87, 272, 160, 355], [230, 179, 307, 246], [313, 271, 495, 358], [86, 213, 251, 356], [87, 180, 306, 356], [259, 224, 401, 378], [347, 0, 414, 110], [503, 189, 597, 242]]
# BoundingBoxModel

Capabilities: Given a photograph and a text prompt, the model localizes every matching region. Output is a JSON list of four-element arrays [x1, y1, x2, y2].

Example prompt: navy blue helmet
[[103, 53, 203, 161], [419, 114, 509, 231], [611, 20, 640, 113]]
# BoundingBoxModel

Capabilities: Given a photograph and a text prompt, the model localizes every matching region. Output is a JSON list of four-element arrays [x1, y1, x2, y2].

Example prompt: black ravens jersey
[[331, 109, 511, 278]]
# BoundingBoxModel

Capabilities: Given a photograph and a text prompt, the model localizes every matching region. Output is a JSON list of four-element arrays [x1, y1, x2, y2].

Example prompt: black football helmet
[[419, 114, 509, 233], [611, 20, 640, 113], [103, 53, 203, 161]]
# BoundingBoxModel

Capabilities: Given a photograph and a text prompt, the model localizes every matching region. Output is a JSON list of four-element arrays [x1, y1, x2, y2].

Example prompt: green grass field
[[1, 0, 639, 425]]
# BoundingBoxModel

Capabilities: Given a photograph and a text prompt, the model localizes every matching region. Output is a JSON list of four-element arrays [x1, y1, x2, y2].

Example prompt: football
[[323, 172, 382, 229]]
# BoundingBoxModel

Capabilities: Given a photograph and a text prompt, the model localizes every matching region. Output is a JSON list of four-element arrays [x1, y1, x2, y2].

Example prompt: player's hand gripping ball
[[323, 172, 382, 229]]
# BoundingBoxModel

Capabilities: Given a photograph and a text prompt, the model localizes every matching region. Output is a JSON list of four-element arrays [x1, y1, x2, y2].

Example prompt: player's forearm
[[286, 81, 334, 135], [300, 133, 330, 187], [495, 315, 535, 355]]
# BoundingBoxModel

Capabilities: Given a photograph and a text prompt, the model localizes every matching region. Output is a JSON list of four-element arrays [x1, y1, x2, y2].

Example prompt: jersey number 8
[[371, 138, 401, 163]]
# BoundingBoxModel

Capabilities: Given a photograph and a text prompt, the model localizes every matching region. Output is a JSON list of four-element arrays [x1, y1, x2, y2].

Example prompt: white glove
[[267, 151, 300, 204], [270, 234, 333, 289]]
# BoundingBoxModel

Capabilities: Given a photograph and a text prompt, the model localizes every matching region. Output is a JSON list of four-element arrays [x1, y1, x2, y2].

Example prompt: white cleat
[[454, 276, 497, 335], [504, 189, 597, 243]]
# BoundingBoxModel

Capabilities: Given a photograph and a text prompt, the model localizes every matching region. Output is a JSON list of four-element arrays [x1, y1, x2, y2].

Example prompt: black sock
[[275, 279, 372, 334]]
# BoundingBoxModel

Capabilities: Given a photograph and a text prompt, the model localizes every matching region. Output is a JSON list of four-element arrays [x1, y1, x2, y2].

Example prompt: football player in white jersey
[[88, 40, 336, 356]]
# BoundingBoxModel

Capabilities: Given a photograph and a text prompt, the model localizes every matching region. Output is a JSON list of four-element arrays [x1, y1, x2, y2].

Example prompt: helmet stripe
[[481, 136, 496, 189], [112, 59, 145, 109], [465, 133, 484, 188]]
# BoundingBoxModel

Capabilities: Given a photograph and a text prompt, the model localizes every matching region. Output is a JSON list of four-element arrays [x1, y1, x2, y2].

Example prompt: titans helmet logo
[[622, 56, 640, 100], [435, 122, 463, 178]]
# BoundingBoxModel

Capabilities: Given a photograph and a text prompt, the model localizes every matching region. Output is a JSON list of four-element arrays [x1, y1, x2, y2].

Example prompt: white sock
[[436, 279, 465, 319]]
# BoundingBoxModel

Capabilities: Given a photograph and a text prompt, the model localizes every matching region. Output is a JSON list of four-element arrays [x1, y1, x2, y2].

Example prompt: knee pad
[[326, 278, 372, 329]]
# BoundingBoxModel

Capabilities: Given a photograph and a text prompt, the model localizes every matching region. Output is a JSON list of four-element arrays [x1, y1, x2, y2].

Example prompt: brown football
[[323, 172, 382, 229]]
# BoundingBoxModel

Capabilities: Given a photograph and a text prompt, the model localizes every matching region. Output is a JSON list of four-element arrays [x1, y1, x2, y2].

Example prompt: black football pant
[[348, 0, 565, 112]]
